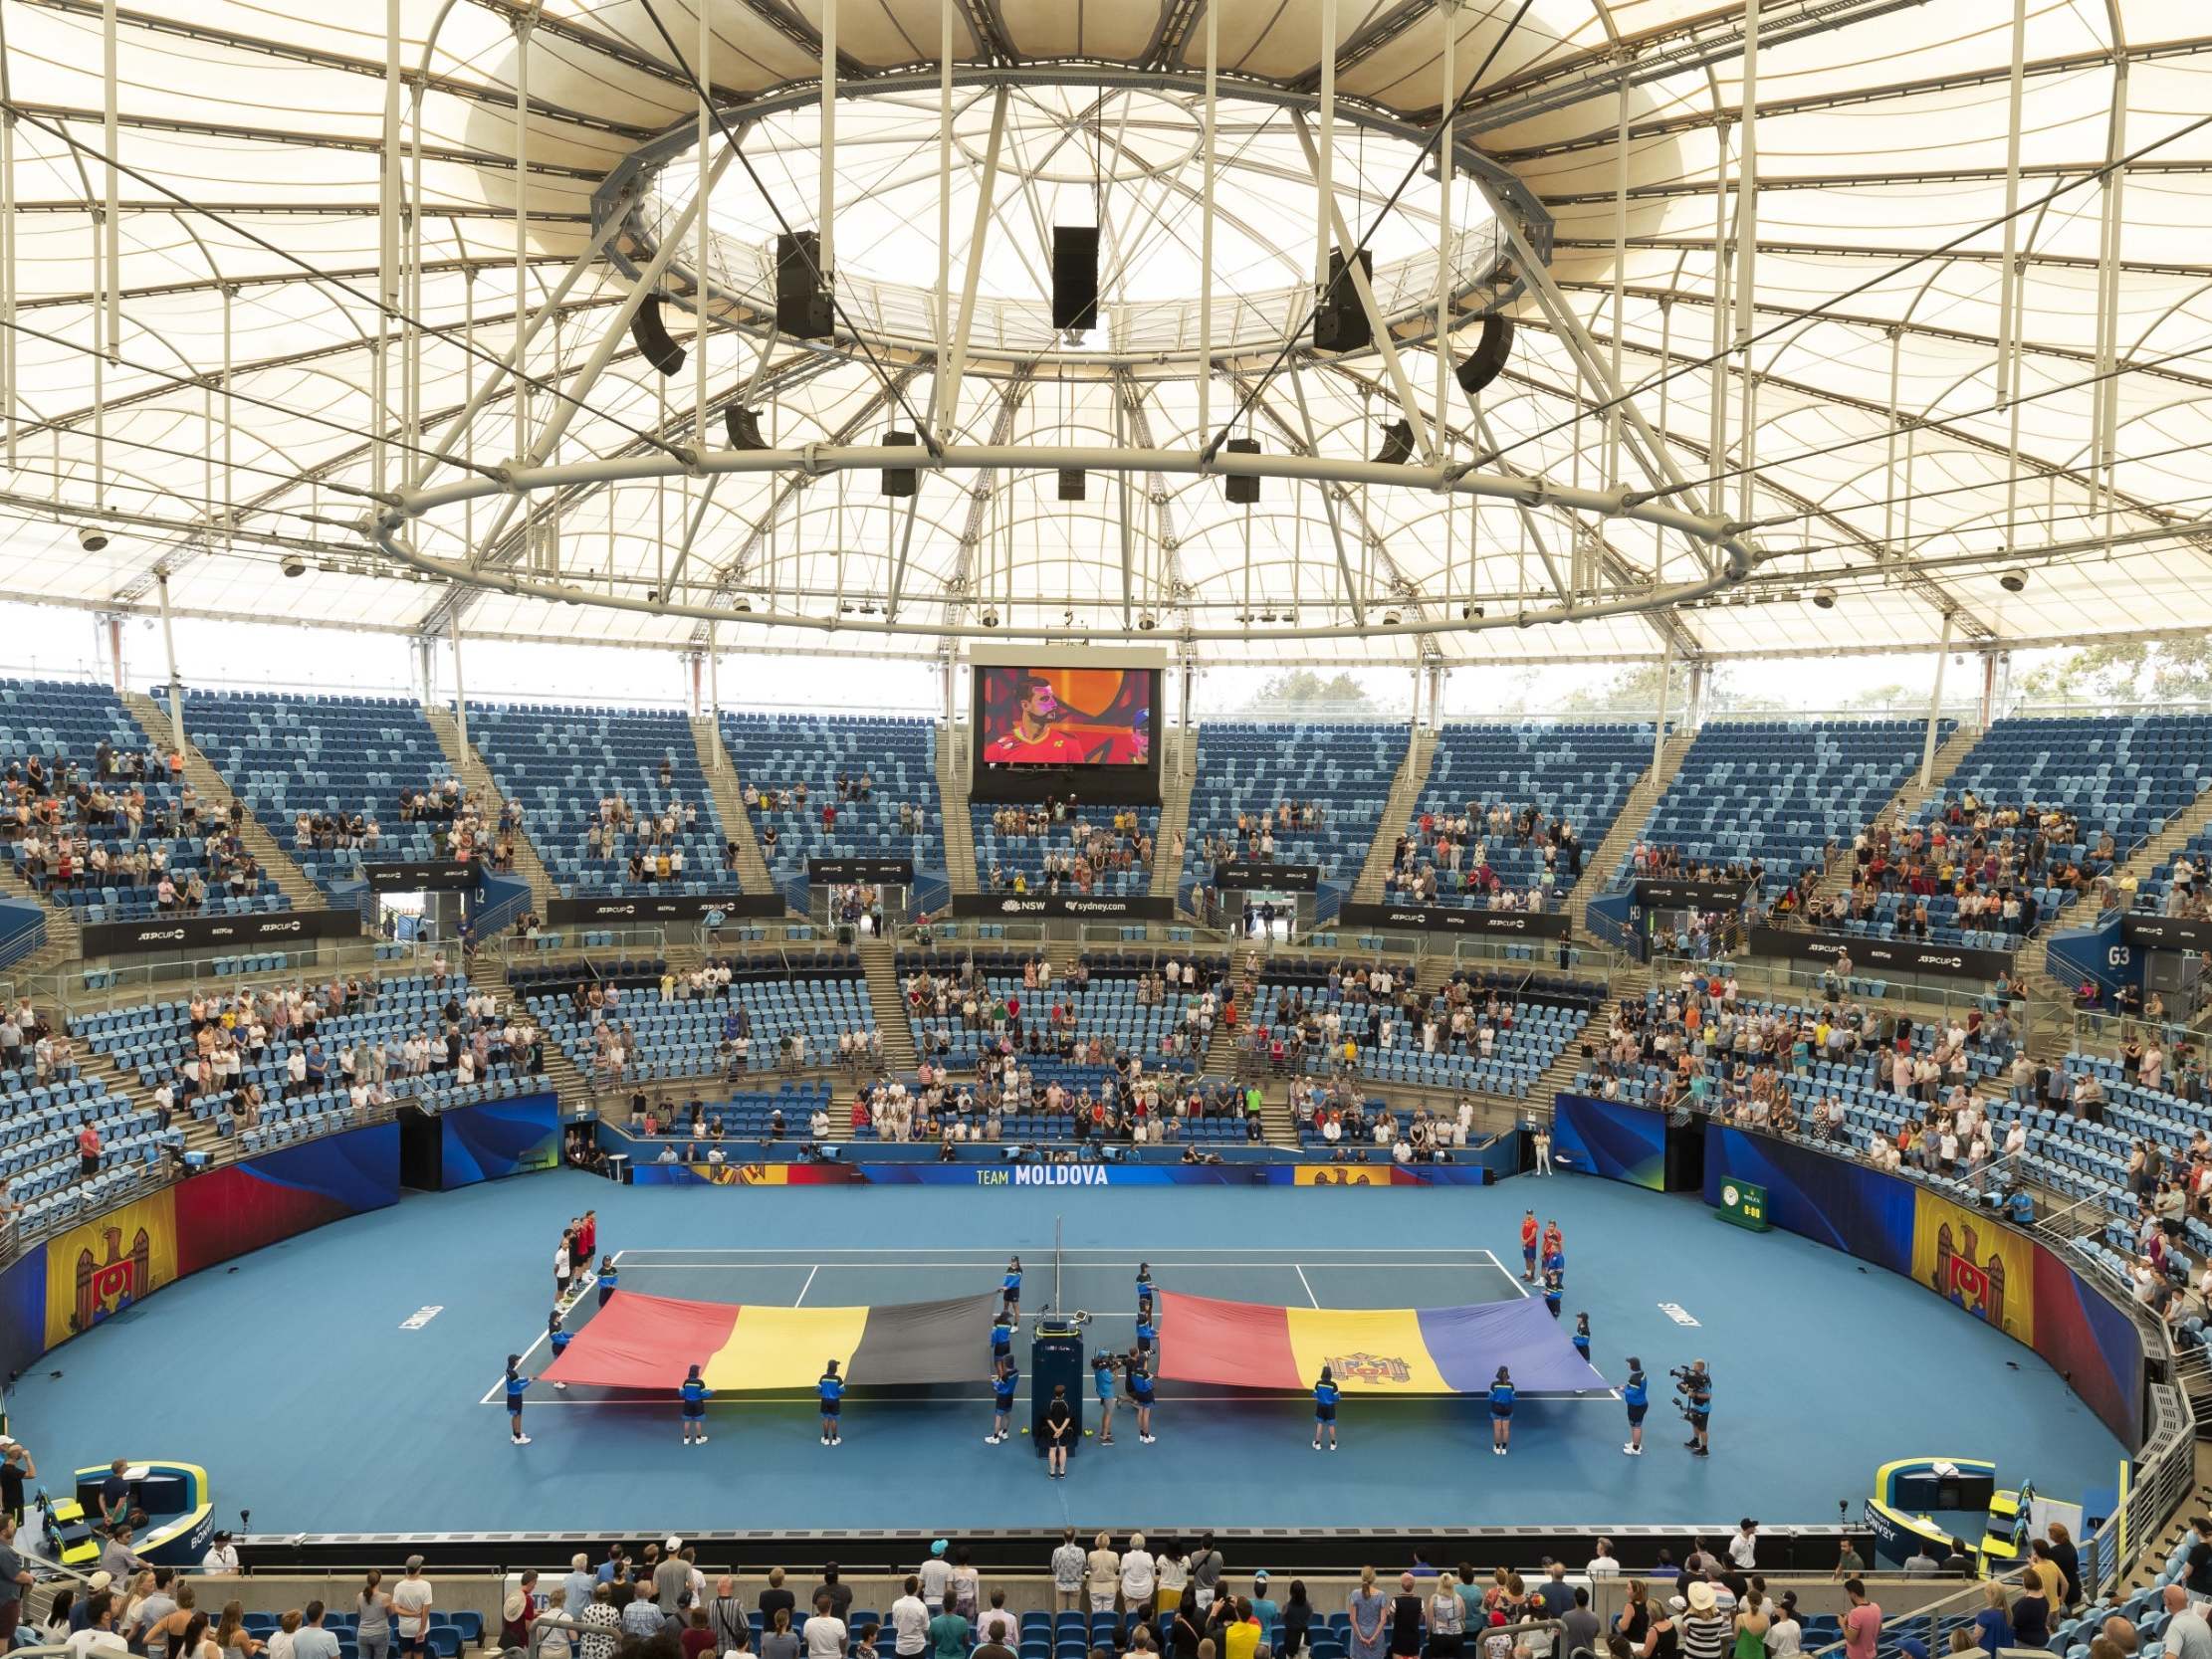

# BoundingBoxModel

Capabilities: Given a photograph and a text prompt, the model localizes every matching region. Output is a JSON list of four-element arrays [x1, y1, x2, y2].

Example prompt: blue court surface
[[3, 1171, 2125, 1537]]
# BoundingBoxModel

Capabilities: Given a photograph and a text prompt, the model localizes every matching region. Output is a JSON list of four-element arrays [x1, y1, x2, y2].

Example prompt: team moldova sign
[[1716, 1177, 1770, 1232]]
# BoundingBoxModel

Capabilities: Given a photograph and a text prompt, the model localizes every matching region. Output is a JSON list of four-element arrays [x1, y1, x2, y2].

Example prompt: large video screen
[[978, 667, 1153, 768]]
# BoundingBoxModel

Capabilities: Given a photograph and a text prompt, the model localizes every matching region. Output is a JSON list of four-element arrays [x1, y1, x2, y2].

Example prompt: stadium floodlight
[[281, 555, 307, 578], [1812, 587, 1837, 610], [1999, 568, 2029, 593], [981, 607, 1000, 628], [79, 525, 111, 552]]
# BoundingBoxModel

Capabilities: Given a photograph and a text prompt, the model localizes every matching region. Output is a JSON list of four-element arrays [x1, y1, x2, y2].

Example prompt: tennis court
[[486, 1243, 1607, 1405]]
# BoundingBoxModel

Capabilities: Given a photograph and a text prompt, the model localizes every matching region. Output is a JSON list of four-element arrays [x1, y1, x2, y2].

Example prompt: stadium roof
[[1, 0, 2208, 667]]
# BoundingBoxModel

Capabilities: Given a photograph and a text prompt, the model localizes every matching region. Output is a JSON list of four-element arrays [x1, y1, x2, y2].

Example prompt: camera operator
[[1674, 1359, 1711, 1456]]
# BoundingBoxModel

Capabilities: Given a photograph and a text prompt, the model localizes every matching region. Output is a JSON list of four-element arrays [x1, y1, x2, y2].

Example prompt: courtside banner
[[173, 1120, 400, 1274], [807, 858, 915, 884], [624, 1159, 1495, 1187], [948, 893, 1175, 921], [1747, 926, 2014, 981], [81, 907, 361, 956], [1548, 1094, 1665, 1189], [546, 892, 786, 924], [360, 861, 478, 894], [1213, 864, 1322, 894], [435, 1093, 560, 1187], [45, 1187, 178, 1348]]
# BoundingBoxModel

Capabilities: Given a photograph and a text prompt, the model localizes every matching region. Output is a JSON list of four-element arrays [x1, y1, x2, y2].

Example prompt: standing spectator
[[1840, 1582, 1880, 1659], [889, 1580, 929, 1659], [1728, 1525, 1757, 1573], [1052, 1534, 1086, 1613], [1387, 1577, 1424, 1659], [1122, 1537, 1158, 1623], [561, 1558, 595, 1623], [200, 1531, 240, 1575], [802, 1594, 847, 1659], [927, 1599, 969, 1659], [576, 1587, 620, 1659], [917, 1549, 951, 1616], [655, 1539, 690, 1616], [760, 1610, 800, 1659], [0, 1513, 31, 1646], [759, 1571, 797, 1631], [293, 1605, 340, 1659], [1348, 1570, 1389, 1659], [0, 1439, 35, 1526], [708, 1583, 748, 1653], [356, 1574, 391, 1659], [1224, 1602, 1262, 1659], [1423, 1577, 1463, 1659], [976, 1594, 1016, 1651], [1191, 1539, 1225, 1618], [1087, 1536, 1121, 1617], [390, 1558, 434, 1659], [816, 1568, 853, 1626], [1560, 1591, 1600, 1659]]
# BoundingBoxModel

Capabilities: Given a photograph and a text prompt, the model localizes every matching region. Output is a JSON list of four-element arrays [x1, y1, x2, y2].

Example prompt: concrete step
[[127, 689, 325, 911], [937, 728, 979, 895], [689, 717, 776, 899], [856, 933, 919, 1074], [421, 706, 558, 916], [1352, 727, 1435, 905], [1153, 730, 1197, 903], [1567, 730, 1695, 941]]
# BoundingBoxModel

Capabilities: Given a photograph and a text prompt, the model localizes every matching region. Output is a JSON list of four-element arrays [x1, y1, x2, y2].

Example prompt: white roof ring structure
[[1, 0, 2210, 669]]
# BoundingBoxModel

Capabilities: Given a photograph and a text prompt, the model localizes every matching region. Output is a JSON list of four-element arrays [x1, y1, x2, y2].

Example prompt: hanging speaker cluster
[[1312, 248, 1373, 353], [1057, 469, 1087, 502], [1051, 226, 1100, 332], [776, 231, 834, 339], [630, 295, 685, 376], [724, 406, 767, 450], [881, 429, 918, 497], [1223, 436, 1261, 505], [1454, 312, 1515, 399], [1372, 419, 1415, 466]]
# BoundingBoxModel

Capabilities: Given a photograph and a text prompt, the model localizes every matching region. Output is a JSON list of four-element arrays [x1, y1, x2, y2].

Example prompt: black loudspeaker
[[1051, 226, 1100, 332], [630, 296, 685, 376], [1373, 418, 1415, 466], [1454, 312, 1515, 398], [776, 231, 834, 339], [724, 405, 767, 450], [1057, 469, 1086, 501], [1313, 248, 1373, 353], [881, 429, 918, 497], [1223, 436, 1260, 505]]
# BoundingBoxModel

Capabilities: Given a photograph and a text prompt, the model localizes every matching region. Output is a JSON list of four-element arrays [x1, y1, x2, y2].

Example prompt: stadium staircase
[[1802, 723, 1983, 915], [420, 707, 556, 915], [1566, 730, 1694, 943], [0, 859, 82, 979], [688, 717, 774, 898], [1201, 944, 1264, 1082], [1152, 730, 1195, 901], [855, 933, 918, 1076], [936, 726, 978, 894], [1351, 727, 1438, 903], [471, 949, 593, 1113], [125, 691, 322, 913], [2117, 782, 2212, 907]]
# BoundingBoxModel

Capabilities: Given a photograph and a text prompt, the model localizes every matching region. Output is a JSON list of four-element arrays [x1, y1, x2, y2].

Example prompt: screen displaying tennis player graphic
[[978, 667, 1153, 767]]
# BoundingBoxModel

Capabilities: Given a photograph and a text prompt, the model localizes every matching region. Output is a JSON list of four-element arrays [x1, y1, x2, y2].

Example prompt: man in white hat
[[655, 1541, 689, 1617], [200, 1532, 241, 1575]]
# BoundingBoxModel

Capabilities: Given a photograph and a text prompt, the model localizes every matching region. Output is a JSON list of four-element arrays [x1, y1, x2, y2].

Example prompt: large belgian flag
[[540, 1289, 998, 1390]]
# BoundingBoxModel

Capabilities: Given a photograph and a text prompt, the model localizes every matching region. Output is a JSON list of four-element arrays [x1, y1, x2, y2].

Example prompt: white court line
[[619, 1259, 1499, 1271], [481, 1270, 599, 1405], [1293, 1265, 1320, 1308], [497, 1389, 1631, 1407], [793, 1265, 820, 1305], [1475, 1248, 1531, 1300]]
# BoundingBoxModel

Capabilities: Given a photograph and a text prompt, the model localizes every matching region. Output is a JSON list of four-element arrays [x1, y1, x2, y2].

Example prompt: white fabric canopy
[[1, 0, 2206, 666]]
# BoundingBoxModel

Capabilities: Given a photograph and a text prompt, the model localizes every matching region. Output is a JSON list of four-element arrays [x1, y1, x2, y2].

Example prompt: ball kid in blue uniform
[[1622, 1355, 1649, 1456], [1488, 1365, 1515, 1455], [817, 1358, 845, 1445], [990, 1312, 1014, 1363], [987, 1355, 1019, 1445], [680, 1361, 712, 1446], [504, 1353, 532, 1445], [1126, 1348, 1157, 1444], [1572, 1312, 1592, 1362], [1542, 1271, 1564, 1319], [596, 1254, 618, 1308], [1134, 1303, 1158, 1359], [549, 1311, 572, 1391], [1311, 1365, 1340, 1451], [1001, 1257, 1022, 1315]]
